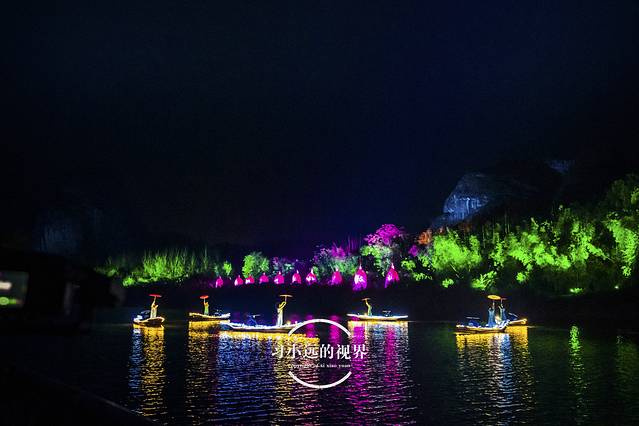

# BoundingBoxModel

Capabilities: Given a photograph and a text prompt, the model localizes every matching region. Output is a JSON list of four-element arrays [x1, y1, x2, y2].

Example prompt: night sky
[[4, 1, 639, 249]]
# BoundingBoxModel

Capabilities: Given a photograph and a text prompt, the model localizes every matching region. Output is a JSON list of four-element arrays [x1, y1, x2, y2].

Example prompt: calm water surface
[[6, 315, 639, 425]]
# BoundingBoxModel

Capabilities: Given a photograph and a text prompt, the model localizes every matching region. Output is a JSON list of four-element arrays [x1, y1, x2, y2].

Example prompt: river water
[[5, 315, 639, 424]]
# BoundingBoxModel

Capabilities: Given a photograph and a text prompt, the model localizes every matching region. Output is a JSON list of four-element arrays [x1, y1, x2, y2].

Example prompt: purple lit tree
[[313, 244, 359, 283], [360, 224, 407, 278]]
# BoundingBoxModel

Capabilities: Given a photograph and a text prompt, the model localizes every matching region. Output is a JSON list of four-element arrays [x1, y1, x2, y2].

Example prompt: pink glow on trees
[[364, 224, 407, 246], [234, 275, 244, 286], [274, 272, 285, 285], [259, 273, 269, 284], [305, 269, 317, 285], [353, 266, 367, 291], [385, 263, 400, 288], [292, 270, 302, 284], [245, 275, 255, 284], [330, 268, 343, 285], [215, 276, 224, 288]]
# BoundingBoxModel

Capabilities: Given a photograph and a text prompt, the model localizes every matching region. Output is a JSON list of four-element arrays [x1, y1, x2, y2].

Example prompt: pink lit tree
[[305, 267, 317, 285], [259, 273, 269, 284], [330, 268, 343, 285], [353, 265, 367, 291], [292, 270, 302, 284], [215, 276, 224, 288], [234, 275, 244, 286], [274, 271, 285, 285], [385, 263, 400, 288]]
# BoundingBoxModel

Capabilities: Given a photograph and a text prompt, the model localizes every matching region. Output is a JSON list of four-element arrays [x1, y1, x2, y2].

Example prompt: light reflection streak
[[455, 326, 533, 424], [127, 326, 167, 420], [216, 330, 320, 422], [185, 322, 218, 423], [568, 325, 587, 423], [346, 321, 412, 424]]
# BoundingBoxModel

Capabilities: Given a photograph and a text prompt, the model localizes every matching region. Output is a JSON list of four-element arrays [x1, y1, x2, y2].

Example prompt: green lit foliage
[[441, 278, 454, 288], [471, 271, 496, 291], [117, 248, 220, 286], [242, 251, 270, 278], [360, 244, 393, 275], [222, 261, 233, 277], [430, 230, 482, 282], [605, 219, 639, 277], [400, 258, 431, 282]]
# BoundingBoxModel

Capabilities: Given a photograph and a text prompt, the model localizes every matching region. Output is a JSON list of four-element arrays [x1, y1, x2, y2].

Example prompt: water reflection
[[616, 334, 639, 421], [568, 325, 587, 423], [455, 327, 534, 424], [347, 321, 414, 424], [184, 322, 218, 423], [215, 331, 320, 422], [127, 326, 167, 421]]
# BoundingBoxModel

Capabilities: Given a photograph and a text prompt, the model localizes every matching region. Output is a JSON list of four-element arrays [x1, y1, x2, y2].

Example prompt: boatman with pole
[[200, 295, 210, 316], [276, 295, 292, 327], [363, 298, 372, 316], [149, 294, 161, 319]]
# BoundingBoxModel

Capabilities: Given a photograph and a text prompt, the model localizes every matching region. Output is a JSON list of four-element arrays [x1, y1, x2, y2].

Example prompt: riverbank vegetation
[[97, 175, 639, 296]]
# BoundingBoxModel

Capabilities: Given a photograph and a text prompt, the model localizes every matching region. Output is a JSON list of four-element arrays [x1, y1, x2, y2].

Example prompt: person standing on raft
[[150, 298, 159, 319], [364, 298, 373, 316], [276, 295, 291, 327], [499, 299, 507, 325], [487, 301, 496, 327]]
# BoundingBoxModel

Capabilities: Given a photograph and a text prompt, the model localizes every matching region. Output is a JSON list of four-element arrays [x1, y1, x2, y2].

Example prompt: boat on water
[[133, 314, 165, 327], [347, 313, 408, 321], [188, 295, 230, 321], [455, 320, 507, 334], [455, 295, 510, 333], [220, 295, 301, 333], [506, 313, 528, 326], [347, 298, 408, 321], [189, 312, 230, 321], [133, 294, 165, 327], [222, 321, 296, 333]]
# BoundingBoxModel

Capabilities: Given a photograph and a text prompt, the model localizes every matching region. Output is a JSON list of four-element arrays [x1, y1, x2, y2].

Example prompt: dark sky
[[4, 1, 639, 248]]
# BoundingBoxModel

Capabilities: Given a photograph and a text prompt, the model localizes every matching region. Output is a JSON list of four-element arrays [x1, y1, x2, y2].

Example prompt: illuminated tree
[[360, 224, 407, 276], [222, 261, 233, 277], [416, 229, 433, 246], [242, 251, 270, 279], [313, 245, 359, 282], [430, 230, 482, 282], [353, 265, 367, 291], [215, 276, 224, 288]]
